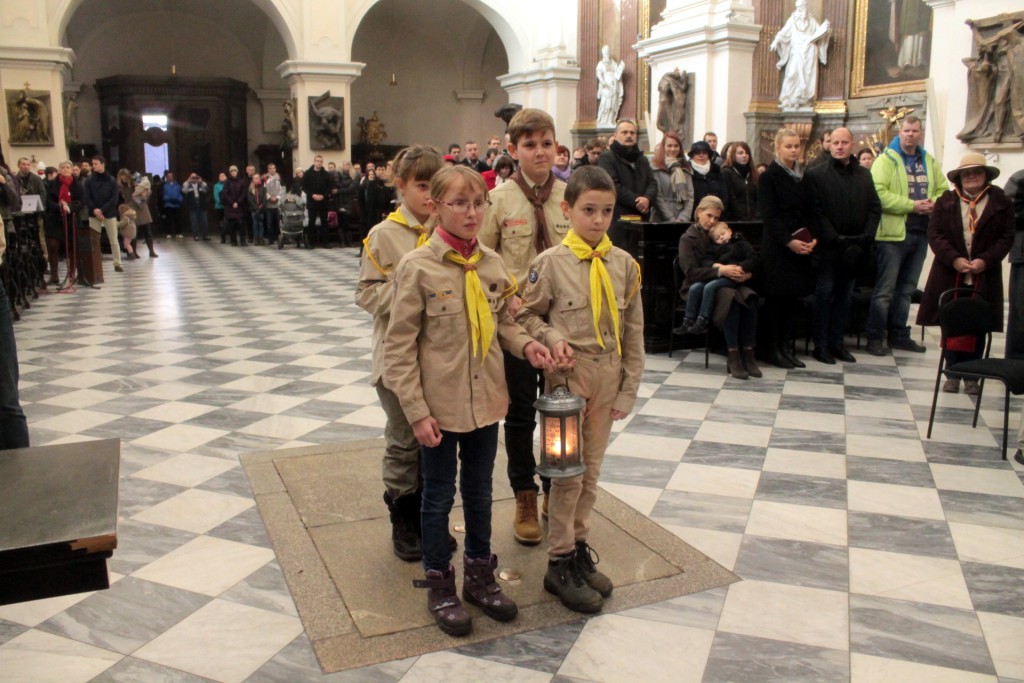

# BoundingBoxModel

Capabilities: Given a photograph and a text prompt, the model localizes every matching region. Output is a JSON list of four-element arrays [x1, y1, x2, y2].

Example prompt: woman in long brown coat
[[917, 153, 1015, 394]]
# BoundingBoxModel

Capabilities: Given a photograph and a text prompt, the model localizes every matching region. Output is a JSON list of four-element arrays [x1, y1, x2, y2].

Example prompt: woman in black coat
[[758, 129, 817, 368], [722, 142, 760, 221], [688, 140, 729, 220], [44, 161, 83, 285]]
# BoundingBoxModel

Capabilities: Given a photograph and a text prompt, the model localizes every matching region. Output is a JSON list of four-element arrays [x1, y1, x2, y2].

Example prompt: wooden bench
[[0, 438, 119, 606]]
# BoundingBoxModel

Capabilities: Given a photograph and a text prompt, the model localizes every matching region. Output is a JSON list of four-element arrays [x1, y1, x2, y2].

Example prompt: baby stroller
[[278, 194, 306, 249]]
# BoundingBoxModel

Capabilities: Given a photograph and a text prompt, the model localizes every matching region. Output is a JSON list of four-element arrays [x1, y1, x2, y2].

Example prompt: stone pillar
[[575, 0, 601, 134], [634, 0, 762, 147], [498, 53, 580, 147], [277, 60, 364, 169], [454, 89, 487, 146], [0, 46, 75, 166], [254, 88, 291, 139]]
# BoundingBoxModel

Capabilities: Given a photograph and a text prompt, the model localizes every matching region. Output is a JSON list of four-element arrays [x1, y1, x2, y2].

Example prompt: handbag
[[943, 275, 977, 353]]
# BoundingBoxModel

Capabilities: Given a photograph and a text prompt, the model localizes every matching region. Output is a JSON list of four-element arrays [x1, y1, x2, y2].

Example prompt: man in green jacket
[[866, 116, 948, 356]]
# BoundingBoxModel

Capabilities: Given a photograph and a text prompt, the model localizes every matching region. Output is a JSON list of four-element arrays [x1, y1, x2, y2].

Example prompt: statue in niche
[[769, 0, 830, 112], [656, 69, 690, 141], [64, 94, 79, 148], [957, 14, 1024, 144], [357, 112, 388, 147], [308, 91, 344, 151], [6, 88, 53, 145], [595, 45, 625, 129], [281, 99, 297, 149]]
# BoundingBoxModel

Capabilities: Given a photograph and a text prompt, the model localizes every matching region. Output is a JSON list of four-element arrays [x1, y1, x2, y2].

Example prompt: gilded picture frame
[[850, 0, 932, 98]]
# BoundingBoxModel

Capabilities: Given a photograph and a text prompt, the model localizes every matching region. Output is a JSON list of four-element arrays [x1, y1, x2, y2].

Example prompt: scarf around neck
[[58, 174, 74, 203], [611, 140, 642, 163], [955, 185, 991, 234], [562, 229, 621, 354], [775, 159, 804, 181], [438, 231, 493, 360], [692, 160, 712, 175], [512, 171, 555, 256]]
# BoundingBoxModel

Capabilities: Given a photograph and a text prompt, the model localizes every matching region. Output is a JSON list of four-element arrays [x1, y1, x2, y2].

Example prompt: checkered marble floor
[[3, 239, 1024, 683]]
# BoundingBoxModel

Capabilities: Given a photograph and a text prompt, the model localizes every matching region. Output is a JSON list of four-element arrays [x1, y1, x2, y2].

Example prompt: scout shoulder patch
[[528, 268, 539, 284]]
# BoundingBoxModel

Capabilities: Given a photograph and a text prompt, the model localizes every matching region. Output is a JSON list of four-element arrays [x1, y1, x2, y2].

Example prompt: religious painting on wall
[[851, 0, 932, 98], [308, 91, 344, 151], [6, 88, 54, 146]]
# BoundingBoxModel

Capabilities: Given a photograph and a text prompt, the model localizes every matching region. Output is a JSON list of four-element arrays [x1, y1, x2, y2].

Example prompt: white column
[[277, 60, 364, 167], [635, 0, 761, 146], [498, 46, 580, 146]]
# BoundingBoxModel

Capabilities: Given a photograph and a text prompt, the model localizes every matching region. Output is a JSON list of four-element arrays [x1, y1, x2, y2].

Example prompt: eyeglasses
[[439, 199, 491, 214]]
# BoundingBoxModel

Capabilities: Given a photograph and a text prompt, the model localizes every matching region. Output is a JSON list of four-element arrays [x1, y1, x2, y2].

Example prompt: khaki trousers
[[89, 216, 120, 266], [546, 351, 621, 557], [376, 379, 421, 498]]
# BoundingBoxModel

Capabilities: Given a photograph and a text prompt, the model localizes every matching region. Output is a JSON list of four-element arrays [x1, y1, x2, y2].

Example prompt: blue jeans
[[420, 423, 498, 571], [686, 278, 734, 320], [190, 208, 208, 239], [252, 211, 264, 242], [0, 279, 29, 450], [867, 232, 928, 343], [813, 265, 856, 349]]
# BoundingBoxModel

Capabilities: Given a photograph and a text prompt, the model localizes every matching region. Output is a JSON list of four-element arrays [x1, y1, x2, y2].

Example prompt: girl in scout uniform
[[383, 165, 554, 636], [518, 166, 645, 613], [357, 145, 444, 562]]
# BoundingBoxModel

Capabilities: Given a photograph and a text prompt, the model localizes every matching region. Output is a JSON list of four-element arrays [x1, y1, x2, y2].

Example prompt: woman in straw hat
[[916, 152, 1015, 394]]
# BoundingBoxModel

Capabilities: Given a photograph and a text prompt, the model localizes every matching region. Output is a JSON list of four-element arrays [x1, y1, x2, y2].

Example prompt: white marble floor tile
[[930, 463, 1024, 498], [718, 580, 849, 651], [133, 424, 229, 452], [663, 524, 743, 571], [49, 371, 121, 389], [558, 613, 715, 683], [782, 380, 845, 399], [598, 482, 664, 516], [847, 480, 945, 520], [846, 434, 927, 462], [227, 393, 310, 415], [338, 405, 388, 428], [131, 401, 217, 423], [402, 650, 551, 682], [214, 360, 281, 376], [713, 388, 781, 410], [287, 354, 345, 369], [845, 399, 915, 421], [129, 365, 202, 382], [36, 388, 121, 409], [133, 599, 301, 683], [775, 409, 845, 433], [694, 420, 772, 448], [0, 629, 122, 683], [136, 352, 202, 367], [638, 398, 710, 421], [849, 547, 973, 609], [905, 388, 978, 408], [919, 421, 999, 447], [745, 500, 848, 546], [133, 381, 206, 401], [949, 522, 1024, 569], [316, 384, 382, 405], [302, 368, 370, 385], [29, 409, 120, 434], [844, 374, 905, 390], [0, 588, 101, 627], [133, 535, 274, 596], [132, 488, 253, 534], [217, 375, 292, 393], [667, 462, 761, 498], [762, 448, 846, 479], [664, 371, 726, 389], [204, 346, 267, 361], [131, 453, 238, 488], [607, 433, 690, 461], [898, 363, 945, 380], [977, 612, 1024, 680], [850, 653, 997, 683]]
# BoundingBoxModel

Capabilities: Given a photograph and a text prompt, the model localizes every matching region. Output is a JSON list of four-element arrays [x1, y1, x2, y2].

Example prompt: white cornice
[[498, 66, 581, 89], [0, 46, 75, 69], [276, 61, 365, 82]]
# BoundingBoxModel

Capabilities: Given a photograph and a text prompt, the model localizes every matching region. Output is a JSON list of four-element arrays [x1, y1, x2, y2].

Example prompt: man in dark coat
[[302, 154, 332, 249], [598, 119, 657, 225], [219, 165, 248, 246], [807, 127, 881, 364], [1003, 169, 1024, 359], [84, 155, 123, 272]]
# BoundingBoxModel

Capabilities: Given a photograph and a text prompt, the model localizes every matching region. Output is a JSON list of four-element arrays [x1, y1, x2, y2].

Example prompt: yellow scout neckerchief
[[363, 209, 429, 275], [443, 250, 494, 360], [562, 229, 621, 354]]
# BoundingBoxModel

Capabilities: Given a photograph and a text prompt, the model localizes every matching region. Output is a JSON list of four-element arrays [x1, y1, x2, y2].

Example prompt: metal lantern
[[534, 385, 586, 479]]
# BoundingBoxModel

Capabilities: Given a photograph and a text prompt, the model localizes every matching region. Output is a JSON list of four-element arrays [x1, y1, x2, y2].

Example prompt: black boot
[[384, 491, 422, 561], [764, 344, 794, 369]]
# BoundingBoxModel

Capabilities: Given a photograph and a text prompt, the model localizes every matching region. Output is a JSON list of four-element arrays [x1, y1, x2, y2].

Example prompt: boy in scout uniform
[[356, 145, 443, 561], [518, 166, 645, 613], [479, 108, 572, 545], [384, 165, 554, 636]]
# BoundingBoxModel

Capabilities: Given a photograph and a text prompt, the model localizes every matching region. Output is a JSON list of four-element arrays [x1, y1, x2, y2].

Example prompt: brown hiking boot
[[462, 554, 517, 622], [513, 490, 542, 545], [413, 565, 471, 636]]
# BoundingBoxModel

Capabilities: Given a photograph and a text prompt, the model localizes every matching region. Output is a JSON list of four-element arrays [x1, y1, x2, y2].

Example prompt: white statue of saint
[[770, 0, 831, 111], [596, 45, 625, 129]]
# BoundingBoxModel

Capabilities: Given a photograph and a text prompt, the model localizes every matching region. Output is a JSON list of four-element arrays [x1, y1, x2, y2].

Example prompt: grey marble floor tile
[[82, 416, 174, 442], [269, 379, 341, 398], [702, 631, 849, 683], [240, 338, 300, 352], [186, 371, 251, 388], [962, 561, 1024, 617], [207, 506, 273, 548], [778, 395, 846, 414], [755, 471, 848, 509], [0, 619, 28, 646], [846, 455, 935, 487], [196, 465, 255, 498], [650, 489, 752, 533], [618, 587, 727, 630], [19, 381, 80, 403], [89, 655, 214, 682], [93, 394, 168, 416], [454, 619, 587, 673], [912, 404, 983, 426], [192, 433, 290, 460], [21, 402, 73, 420], [117, 478, 190, 518], [849, 594, 996, 675], [923, 440, 1008, 466], [261, 364, 320, 380], [599, 455, 679, 489], [680, 441, 766, 471], [607, 414, 702, 439], [90, 376, 166, 394], [550, 676, 598, 683], [37, 576, 210, 655], [220, 561, 297, 617], [768, 428, 847, 455], [939, 490, 1024, 530], [248, 633, 415, 682], [728, 379, 786, 394], [847, 416, 921, 440], [176, 356, 239, 372], [847, 512, 957, 559], [280, 399, 357, 421], [186, 408, 272, 431], [733, 536, 848, 591], [186, 387, 263, 408], [641, 369, 670, 384], [108, 519, 198, 575], [297, 422, 383, 446], [649, 385, 718, 403], [705, 405, 777, 428], [845, 364, 901, 377], [785, 369, 845, 385], [336, 359, 374, 374], [845, 386, 908, 401]]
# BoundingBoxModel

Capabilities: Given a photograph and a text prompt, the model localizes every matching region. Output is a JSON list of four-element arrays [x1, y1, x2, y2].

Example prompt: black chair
[[668, 256, 709, 368], [926, 288, 1024, 459]]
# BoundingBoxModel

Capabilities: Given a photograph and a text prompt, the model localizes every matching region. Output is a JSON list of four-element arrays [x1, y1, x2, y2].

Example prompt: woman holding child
[[677, 195, 761, 379]]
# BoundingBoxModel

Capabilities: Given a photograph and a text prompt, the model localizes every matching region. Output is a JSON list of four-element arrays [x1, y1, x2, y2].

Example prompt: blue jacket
[[162, 180, 183, 209]]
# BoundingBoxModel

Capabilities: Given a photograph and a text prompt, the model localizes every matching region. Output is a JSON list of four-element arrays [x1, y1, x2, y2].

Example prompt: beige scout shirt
[[479, 178, 571, 294], [356, 206, 433, 384], [383, 232, 537, 432], [519, 243, 645, 414]]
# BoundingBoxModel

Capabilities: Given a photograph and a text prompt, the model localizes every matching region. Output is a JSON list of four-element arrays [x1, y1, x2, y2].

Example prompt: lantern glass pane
[[543, 416, 563, 459], [563, 415, 579, 459]]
